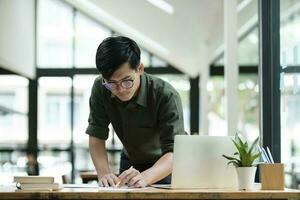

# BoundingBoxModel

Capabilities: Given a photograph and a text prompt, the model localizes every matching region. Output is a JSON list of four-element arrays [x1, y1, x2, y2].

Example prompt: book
[[13, 176, 54, 184], [18, 183, 63, 191]]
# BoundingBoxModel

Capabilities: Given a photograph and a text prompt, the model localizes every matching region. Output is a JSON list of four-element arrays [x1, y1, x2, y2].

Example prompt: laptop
[[169, 135, 238, 189]]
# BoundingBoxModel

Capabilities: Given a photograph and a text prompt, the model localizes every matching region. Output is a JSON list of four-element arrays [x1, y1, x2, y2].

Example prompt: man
[[86, 36, 185, 188]]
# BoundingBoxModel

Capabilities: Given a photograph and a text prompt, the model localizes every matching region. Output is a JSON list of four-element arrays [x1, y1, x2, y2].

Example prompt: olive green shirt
[[86, 73, 186, 164]]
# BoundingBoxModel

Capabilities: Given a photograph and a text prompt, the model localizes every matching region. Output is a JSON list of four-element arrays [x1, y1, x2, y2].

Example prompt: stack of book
[[13, 176, 63, 191]]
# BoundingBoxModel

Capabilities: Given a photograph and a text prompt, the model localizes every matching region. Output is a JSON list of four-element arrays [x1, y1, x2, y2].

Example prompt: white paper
[[63, 184, 144, 190], [63, 184, 99, 188]]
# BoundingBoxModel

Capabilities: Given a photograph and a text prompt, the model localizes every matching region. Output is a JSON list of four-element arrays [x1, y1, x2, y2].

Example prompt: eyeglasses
[[102, 75, 135, 91]]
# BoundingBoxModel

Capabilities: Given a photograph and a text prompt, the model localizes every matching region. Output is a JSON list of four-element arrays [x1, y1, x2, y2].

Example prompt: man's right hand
[[98, 173, 119, 187]]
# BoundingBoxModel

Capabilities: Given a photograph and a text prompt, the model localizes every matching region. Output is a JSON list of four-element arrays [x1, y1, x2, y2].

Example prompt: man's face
[[103, 62, 144, 102]]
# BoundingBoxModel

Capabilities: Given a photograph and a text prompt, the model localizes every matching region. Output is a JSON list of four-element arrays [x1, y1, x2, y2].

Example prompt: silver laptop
[[171, 135, 238, 189]]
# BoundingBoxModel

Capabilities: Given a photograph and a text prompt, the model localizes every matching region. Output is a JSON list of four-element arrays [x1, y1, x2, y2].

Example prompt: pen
[[262, 147, 271, 164], [115, 180, 122, 188], [115, 166, 133, 187], [257, 145, 269, 163], [266, 146, 275, 164]]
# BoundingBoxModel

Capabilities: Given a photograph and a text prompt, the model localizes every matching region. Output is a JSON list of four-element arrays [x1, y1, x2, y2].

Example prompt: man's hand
[[118, 167, 148, 188], [98, 173, 119, 187]]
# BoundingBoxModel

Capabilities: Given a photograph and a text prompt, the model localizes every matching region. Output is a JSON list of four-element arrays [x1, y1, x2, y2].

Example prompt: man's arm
[[89, 135, 119, 187], [118, 152, 173, 187], [141, 152, 173, 184]]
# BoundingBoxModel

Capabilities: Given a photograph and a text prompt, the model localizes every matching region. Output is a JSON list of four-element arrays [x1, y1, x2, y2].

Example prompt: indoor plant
[[222, 135, 261, 190]]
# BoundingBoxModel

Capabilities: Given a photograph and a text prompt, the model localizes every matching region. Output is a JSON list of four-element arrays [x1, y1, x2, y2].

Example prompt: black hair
[[95, 36, 141, 79]]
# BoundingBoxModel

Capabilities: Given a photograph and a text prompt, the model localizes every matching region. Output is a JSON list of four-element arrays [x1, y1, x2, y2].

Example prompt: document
[[63, 184, 99, 188], [63, 184, 144, 190]]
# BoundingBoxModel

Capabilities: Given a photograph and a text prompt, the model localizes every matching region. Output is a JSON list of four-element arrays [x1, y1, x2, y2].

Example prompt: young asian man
[[86, 36, 186, 188]]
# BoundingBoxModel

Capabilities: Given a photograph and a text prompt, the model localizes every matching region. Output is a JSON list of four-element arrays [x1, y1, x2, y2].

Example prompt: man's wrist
[[98, 168, 111, 177], [141, 170, 153, 185]]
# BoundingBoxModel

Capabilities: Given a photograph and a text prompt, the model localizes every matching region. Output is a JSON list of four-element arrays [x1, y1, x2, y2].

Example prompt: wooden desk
[[80, 171, 98, 183], [0, 185, 300, 200]]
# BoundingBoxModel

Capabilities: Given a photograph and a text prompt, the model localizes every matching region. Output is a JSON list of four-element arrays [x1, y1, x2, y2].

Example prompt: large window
[[141, 49, 151, 67], [280, 0, 300, 189], [208, 24, 259, 139], [0, 75, 28, 184], [207, 75, 259, 139], [0, 75, 28, 146], [37, 0, 73, 68], [208, 0, 260, 138], [214, 27, 259, 66], [38, 77, 72, 147], [75, 12, 110, 68]]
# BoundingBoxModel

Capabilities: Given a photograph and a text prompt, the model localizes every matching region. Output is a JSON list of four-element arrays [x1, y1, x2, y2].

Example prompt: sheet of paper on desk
[[98, 186, 144, 191], [63, 184, 99, 188], [63, 184, 144, 190]]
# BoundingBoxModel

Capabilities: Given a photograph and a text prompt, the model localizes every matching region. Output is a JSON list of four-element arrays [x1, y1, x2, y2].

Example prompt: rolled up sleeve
[[158, 90, 186, 155], [85, 78, 110, 140]]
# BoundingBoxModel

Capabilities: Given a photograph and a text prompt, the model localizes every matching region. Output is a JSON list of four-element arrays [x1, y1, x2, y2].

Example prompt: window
[[280, 0, 300, 66], [73, 75, 97, 147], [38, 77, 72, 147], [152, 56, 167, 67], [207, 75, 259, 139], [0, 151, 27, 184], [207, 77, 226, 136], [280, 0, 300, 188], [237, 75, 259, 140], [75, 12, 110, 68], [0, 75, 28, 184], [0, 75, 28, 146], [37, 0, 73, 68], [141, 49, 151, 67], [38, 151, 71, 183], [0, 93, 15, 126], [213, 27, 259, 66], [239, 28, 259, 66]]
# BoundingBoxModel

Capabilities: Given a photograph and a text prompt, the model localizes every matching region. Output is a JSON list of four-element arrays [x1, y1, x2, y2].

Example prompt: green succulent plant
[[222, 135, 261, 167]]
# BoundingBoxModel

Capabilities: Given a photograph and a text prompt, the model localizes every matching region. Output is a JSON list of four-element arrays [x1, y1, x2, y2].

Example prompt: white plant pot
[[236, 167, 257, 190]]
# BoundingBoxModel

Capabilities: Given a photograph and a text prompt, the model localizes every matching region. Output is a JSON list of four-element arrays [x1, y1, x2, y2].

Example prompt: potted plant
[[222, 135, 261, 190]]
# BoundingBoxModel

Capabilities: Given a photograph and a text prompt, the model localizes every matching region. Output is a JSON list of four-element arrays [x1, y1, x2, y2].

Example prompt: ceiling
[[65, 0, 257, 77]]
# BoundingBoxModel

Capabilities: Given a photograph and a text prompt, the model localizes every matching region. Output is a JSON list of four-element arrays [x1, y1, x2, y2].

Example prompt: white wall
[[0, 0, 35, 79]]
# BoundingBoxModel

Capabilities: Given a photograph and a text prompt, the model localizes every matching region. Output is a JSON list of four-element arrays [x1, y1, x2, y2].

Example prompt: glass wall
[[209, 0, 259, 139], [0, 75, 28, 184], [280, 0, 300, 189], [75, 12, 110, 68], [38, 77, 72, 147], [208, 24, 259, 139], [37, 0, 73, 68], [207, 75, 259, 139]]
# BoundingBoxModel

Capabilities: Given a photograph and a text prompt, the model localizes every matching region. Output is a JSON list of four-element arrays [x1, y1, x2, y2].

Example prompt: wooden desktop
[[0, 185, 300, 200]]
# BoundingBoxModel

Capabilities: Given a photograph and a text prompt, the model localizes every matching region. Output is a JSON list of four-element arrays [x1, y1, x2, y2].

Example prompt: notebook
[[13, 176, 62, 191], [13, 176, 54, 184], [18, 183, 62, 191]]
